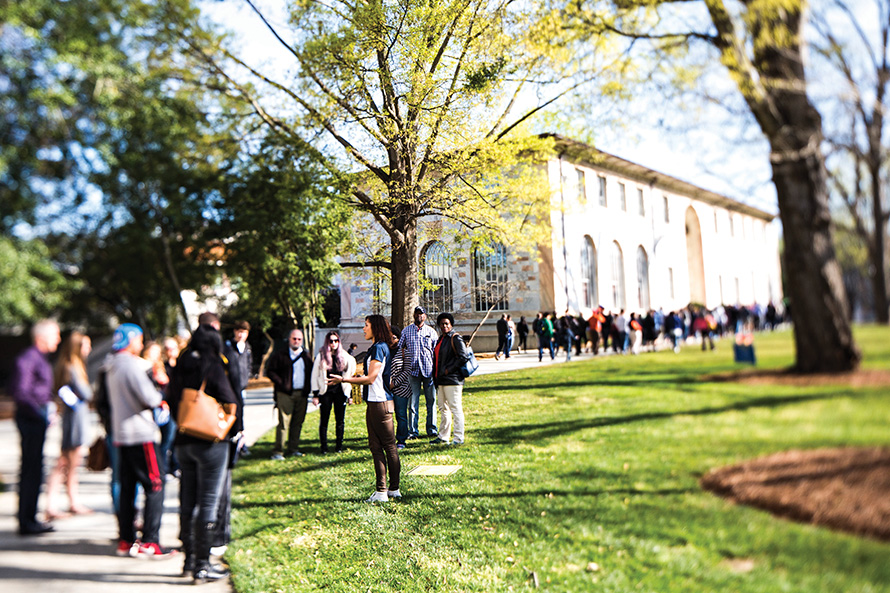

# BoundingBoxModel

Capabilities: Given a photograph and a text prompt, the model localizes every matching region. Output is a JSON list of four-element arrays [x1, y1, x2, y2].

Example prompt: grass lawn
[[228, 326, 890, 593]]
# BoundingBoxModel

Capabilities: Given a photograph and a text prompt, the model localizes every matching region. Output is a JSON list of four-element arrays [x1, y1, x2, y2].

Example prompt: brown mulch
[[705, 367, 890, 388], [701, 447, 890, 541]]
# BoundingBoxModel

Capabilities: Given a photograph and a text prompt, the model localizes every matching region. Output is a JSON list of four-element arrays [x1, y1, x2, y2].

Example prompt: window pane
[[473, 242, 509, 312], [636, 246, 649, 309], [598, 175, 607, 207], [581, 237, 597, 308], [421, 241, 453, 313]]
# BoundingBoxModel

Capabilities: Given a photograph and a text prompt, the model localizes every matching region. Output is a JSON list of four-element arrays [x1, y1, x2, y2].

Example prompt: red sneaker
[[136, 542, 179, 559], [116, 540, 138, 557]]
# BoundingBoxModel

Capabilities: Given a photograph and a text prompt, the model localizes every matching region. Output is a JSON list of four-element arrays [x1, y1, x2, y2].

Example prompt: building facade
[[336, 136, 783, 351]]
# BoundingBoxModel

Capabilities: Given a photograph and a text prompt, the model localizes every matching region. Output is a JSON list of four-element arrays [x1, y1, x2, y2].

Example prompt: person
[[161, 336, 182, 476], [142, 340, 176, 479], [561, 313, 574, 361], [9, 319, 61, 535], [167, 323, 238, 583], [431, 312, 470, 446], [223, 319, 251, 460], [538, 312, 556, 361], [494, 314, 509, 360], [388, 326, 413, 449], [107, 323, 176, 558], [311, 331, 357, 453], [613, 309, 627, 354], [327, 315, 400, 503], [516, 316, 529, 353], [266, 329, 313, 459], [588, 306, 605, 355], [397, 306, 438, 442], [629, 313, 643, 355], [45, 332, 94, 519]]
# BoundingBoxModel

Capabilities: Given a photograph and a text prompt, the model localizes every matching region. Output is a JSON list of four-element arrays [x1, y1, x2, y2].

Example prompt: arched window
[[636, 246, 650, 310], [420, 241, 453, 314], [610, 241, 625, 309], [473, 242, 509, 312], [581, 237, 597, 308]]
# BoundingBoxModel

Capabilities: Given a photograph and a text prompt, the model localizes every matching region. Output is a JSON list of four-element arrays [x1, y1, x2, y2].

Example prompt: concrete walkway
[[0, 348, 574, 592]]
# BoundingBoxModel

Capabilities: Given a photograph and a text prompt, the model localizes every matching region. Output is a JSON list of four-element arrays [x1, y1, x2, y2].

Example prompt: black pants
[[118, 442, 165, 544], [15, 409, 47, 531], [178, 440, 229, 563], [318, 387, 348, 452]]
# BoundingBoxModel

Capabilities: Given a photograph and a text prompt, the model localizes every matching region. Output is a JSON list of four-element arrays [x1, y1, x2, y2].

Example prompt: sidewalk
[[0, 348, 572, 592]]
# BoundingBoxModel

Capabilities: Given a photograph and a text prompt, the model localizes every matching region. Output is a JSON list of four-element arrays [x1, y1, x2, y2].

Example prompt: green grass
[[228, 326, 890, 593]]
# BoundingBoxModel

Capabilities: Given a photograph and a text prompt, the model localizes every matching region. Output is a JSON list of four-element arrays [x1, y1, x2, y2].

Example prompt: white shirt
[[290, 348, 306, 391]]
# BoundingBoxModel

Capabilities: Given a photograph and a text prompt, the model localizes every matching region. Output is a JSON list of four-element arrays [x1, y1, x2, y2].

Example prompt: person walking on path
[[107, 323, 175, 558], [311, 331, 356, 454], [167, 323, 238, 583], [516, 316, 529, 353], [45, 331, 94, 520], [327, 315, 400, 503], [9, 319, 61, 536], [266, 329, 313, 459], [397, 306, 438, 442], [537, 312, 556, 362], [494, 314, 509, 360], [432, 312, 470, 446]]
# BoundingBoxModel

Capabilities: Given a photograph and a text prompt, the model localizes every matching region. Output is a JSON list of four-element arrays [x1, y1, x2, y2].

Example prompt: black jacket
[[433, 331, 470, 386], [266, 347, 313, 394], [168, 349, 239, 446]]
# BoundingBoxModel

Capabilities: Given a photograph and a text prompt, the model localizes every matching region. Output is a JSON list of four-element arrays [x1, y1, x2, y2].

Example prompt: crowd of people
[[495, 302, 786, 360]]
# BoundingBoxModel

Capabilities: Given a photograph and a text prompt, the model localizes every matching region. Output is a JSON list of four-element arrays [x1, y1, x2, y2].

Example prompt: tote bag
[[177, 380, 237, 442], [450, 335, 479, 378]]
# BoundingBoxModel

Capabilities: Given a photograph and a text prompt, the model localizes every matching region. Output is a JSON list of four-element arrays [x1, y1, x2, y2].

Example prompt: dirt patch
[[704, 368, 890, 388], [702, 447, 890, 541]]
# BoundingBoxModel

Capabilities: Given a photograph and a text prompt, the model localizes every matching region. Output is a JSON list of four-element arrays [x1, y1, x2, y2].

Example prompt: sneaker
[[271, 453, 284, 461], [396, 443, 406, 450], [430, 437, 449, 445], [136, 542, 179, 559], [387, 489, 402, 499], [287, 451, 304, 458], [366, 491, 389, 503], [116, 540, 139, 557], [209, 544, 228, 556], [193, 563, 230, 584]]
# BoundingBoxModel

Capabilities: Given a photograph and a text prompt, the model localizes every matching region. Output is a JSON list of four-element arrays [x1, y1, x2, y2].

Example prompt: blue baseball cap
[[112, 323, 143, 351]]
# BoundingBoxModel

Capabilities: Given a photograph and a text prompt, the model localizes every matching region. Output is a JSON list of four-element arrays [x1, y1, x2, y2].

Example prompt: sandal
[[69, 506, 94, 515], [45, 510, 70, 521]]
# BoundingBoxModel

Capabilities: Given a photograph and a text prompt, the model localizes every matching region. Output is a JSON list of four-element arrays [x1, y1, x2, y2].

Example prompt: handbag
[[177, 380, 237, 442], [451, 335, 480, 378], [87, 436, 110, 471]]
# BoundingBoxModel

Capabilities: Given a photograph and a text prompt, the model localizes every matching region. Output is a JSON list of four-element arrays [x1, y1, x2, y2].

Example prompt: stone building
[[335, 136, 783, 352]]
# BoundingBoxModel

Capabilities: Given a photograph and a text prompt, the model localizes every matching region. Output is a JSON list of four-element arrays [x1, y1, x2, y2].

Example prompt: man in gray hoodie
[[107, 323, 175, 558]]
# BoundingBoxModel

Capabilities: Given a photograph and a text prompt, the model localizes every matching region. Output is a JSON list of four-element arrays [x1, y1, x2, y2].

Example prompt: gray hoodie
[[107, 351, 162, 446]]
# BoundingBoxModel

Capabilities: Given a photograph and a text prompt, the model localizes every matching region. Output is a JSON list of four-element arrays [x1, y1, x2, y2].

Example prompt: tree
[[0, 237, 76, 327], [569, 0, 860, 372], [219, 136, 353, 353], [177, 0, 629, 329], [812, 0, 890, 323]]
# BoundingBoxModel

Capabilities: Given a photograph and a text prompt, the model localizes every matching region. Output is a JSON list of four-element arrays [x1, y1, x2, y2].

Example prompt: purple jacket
[[9, 345, 54, 422]]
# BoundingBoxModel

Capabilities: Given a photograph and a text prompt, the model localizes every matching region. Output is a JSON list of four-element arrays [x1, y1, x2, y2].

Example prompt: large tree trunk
[[868, 161, 890, 323], [389, 218, 419, 331]]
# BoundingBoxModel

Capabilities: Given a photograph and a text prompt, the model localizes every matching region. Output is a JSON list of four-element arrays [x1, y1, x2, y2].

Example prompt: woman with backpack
[[431, 313, 470, 446]]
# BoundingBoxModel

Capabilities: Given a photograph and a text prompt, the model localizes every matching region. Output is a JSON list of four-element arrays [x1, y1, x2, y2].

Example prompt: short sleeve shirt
[[365, 342, 393, 402]]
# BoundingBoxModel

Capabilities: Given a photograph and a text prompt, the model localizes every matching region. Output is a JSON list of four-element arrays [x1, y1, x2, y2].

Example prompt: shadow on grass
[[475, 391, 858, 445]]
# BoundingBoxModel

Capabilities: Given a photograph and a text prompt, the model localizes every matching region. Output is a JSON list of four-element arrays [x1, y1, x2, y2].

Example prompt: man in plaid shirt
[[398, 306, 439, 441]]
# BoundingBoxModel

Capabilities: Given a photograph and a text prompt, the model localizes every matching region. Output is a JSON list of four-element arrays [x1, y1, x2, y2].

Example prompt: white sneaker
[[209, 545, 227, 556], [386, 489, 401, 499], [366, 491, 389, 503]]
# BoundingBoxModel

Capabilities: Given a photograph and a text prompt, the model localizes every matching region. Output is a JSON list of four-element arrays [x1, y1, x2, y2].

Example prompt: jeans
[[394, 394, 410, 444], [504, 334, 514, 357], [408, 375, 437, 438], [15, 409, 47, 531], [366, 401, 400, 492], [436, 384, 465, 444], [537, 334, 555, 361], [177, 440, 229, 563], [318, 387, 348, 451]]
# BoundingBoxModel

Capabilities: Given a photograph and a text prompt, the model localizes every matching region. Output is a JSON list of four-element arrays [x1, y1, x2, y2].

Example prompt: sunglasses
[[329, 338, 340, 343]]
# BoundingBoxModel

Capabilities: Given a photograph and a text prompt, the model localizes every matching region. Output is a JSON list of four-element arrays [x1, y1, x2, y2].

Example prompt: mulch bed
[[702, 447, 890, 541]]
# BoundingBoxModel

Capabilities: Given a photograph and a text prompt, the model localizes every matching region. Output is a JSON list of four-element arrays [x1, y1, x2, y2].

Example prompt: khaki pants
[[274, 389, 308, 455], [436, 384, 465, 444]]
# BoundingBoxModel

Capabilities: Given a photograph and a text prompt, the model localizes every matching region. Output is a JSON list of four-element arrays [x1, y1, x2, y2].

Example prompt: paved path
[[0, 348, 574, 592]]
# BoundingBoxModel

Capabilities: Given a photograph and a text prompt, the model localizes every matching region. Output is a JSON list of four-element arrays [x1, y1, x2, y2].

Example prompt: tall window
[[598, 175, 607, 207], [420, 241, 453, 313], [473, 242, 509, 312], [577, 169, 587, 204], [668, 267, 675, 299], [581, 237, 598, 308], [618, 183, 627, 211], [636, 246, 650, 310], [729, 214, 735, 236], [610, 241, 625, 309], [663, 196, 670, 223], [638, 188, 645, 216]]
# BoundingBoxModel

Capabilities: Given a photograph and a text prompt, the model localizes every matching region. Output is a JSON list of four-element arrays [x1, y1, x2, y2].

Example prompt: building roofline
[[542, 134, 776, 222]]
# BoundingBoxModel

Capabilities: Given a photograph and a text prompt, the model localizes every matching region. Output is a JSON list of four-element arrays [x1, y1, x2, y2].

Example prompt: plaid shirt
[[398, 322, 436, 377]]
